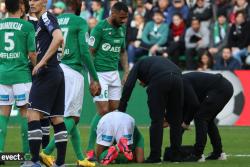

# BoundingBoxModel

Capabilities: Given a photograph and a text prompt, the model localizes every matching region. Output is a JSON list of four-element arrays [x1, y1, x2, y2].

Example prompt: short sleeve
[[88, 23, 102, 49], [27, 24, 36, 52], [41, 12, 60, 36]]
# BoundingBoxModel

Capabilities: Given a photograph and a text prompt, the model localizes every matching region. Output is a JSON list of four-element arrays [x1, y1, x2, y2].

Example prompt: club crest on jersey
[[88, 36, 95, 46]]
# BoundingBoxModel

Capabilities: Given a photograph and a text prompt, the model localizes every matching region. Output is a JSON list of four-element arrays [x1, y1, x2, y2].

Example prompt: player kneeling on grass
[[180, 72, 233, 162], [96, 111, 144, 165], [38, 1, 101, 167]]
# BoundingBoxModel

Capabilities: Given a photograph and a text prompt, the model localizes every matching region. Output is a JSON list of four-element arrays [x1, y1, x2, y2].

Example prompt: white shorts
[[96, 111, 135, 147], [92, 71, 121, 101], [60, 64, 84, 117], [0, 83, 32, 107]]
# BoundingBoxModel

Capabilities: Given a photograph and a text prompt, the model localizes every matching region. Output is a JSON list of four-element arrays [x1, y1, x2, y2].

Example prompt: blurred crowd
[[1, 0, 250, 71]]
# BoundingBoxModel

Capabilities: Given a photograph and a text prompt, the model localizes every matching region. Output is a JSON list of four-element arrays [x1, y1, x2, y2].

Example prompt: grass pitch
[[3, 126, 250, 167]]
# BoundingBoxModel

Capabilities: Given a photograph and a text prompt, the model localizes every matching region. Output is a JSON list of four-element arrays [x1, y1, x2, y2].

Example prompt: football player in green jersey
[[0, 0, 36, 165], [86, 2, 130, 160], [39, 1, 101, 167]]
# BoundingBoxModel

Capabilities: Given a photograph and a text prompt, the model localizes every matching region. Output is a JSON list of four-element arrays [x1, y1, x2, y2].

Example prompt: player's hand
[[90, 81, 101, 97], [122, 72, 129, 85], [32, 60, 46, 76], [182, 122, 190, 130]]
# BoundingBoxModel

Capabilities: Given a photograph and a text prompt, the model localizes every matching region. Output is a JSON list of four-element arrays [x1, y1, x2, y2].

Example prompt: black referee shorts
[[28, 65, 65, 117]]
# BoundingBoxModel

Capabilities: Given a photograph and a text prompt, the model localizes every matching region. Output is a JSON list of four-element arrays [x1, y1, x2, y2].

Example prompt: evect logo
[[0, 153, 25, 161], [102, 43, 111, 51]]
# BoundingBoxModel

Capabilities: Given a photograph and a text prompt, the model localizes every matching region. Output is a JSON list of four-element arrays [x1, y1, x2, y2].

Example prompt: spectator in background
[[127, 14, 147, 69], [91, 0, 105, 22], [151, 0, 170, 22], [103, 0, 118, 18], [167, 0, 189, 24], [197, 50, 214, 71], [52, 1, 66, 16], [133, 4, 152, 22], [141, 10, 169, 56], [0, 1, 7, 19], [228, 10, 250, 65], [213, 47, 241, 70], [209, 11, 230, 58], [213, 0, 232, 20], [164, 13, 186, 65], [185, 17, 210, 69], [229, 0, 250, 23], [190, 0, 213, 28], [88, 17, 98, 31], [80, 0, 91, 20]]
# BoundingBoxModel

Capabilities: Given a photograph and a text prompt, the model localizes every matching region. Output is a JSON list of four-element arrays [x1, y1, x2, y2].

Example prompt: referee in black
[[182, 72, 233, 162], [118, 56, 183, 163]]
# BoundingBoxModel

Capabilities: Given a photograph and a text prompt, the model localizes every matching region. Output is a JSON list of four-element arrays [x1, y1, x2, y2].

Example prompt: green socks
[[44, 117, 75, 155], [70, 125, 84, 160], [86, 113, 101, 151], [20, 116, 29, 154], [0, 115, 9, 152]]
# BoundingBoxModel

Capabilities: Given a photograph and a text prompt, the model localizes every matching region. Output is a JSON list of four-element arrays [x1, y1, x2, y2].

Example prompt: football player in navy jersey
[[28, 0, 67, 166]]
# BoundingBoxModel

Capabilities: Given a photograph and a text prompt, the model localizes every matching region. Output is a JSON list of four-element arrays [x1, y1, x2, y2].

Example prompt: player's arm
[[133, 126, 144, 163], [88, 23, 102, 57], [183, 81, 200, 125], [118, 62, 140, 112], [120, 48, 129, 85], [27, 24, 37, 66], [79, 20, 99, 82], [78, 19, 101, 96], [96, 144, 107, 161]]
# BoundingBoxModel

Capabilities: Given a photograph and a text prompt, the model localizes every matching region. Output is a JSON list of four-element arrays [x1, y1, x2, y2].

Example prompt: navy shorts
[[29, 65, 65, 117]]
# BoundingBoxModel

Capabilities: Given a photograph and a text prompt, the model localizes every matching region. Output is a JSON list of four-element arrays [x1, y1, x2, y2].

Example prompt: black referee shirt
[[118, 56, 181, 112]]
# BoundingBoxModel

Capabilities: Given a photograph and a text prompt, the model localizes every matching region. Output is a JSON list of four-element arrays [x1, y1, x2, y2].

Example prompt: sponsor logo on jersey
[[88, 36, 95, 46], [102, 43, 111, 51], [102, 43, 121, 52]]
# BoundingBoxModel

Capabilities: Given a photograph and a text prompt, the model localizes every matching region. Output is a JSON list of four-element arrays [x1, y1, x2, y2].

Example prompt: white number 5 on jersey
[[4, 32, 15, 51]]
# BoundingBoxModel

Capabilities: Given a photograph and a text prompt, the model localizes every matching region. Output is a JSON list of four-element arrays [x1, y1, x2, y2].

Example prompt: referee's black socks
[[53, 122, 68, 166], [28, 121, 42, 163]]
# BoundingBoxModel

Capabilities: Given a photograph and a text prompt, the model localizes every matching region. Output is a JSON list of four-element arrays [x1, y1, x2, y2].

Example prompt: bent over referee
[[118, 56, 184, 163]]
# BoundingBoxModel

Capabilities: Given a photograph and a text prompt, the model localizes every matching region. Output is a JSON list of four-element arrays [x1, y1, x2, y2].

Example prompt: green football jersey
[[0, 18, 35, 85], [88, 19, 126, 72], [58, 13, 98, 81]]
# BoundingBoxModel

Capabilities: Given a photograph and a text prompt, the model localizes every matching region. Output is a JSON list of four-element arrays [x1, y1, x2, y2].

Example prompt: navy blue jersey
[[36, 12, 60, 66]]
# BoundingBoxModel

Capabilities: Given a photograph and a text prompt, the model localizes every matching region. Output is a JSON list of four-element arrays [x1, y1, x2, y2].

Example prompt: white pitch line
[[227, 154, 250, 157]]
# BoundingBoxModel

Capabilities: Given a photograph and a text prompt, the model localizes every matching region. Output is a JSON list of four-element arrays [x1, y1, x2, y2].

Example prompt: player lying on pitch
[[95, 111, 144, 165]]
